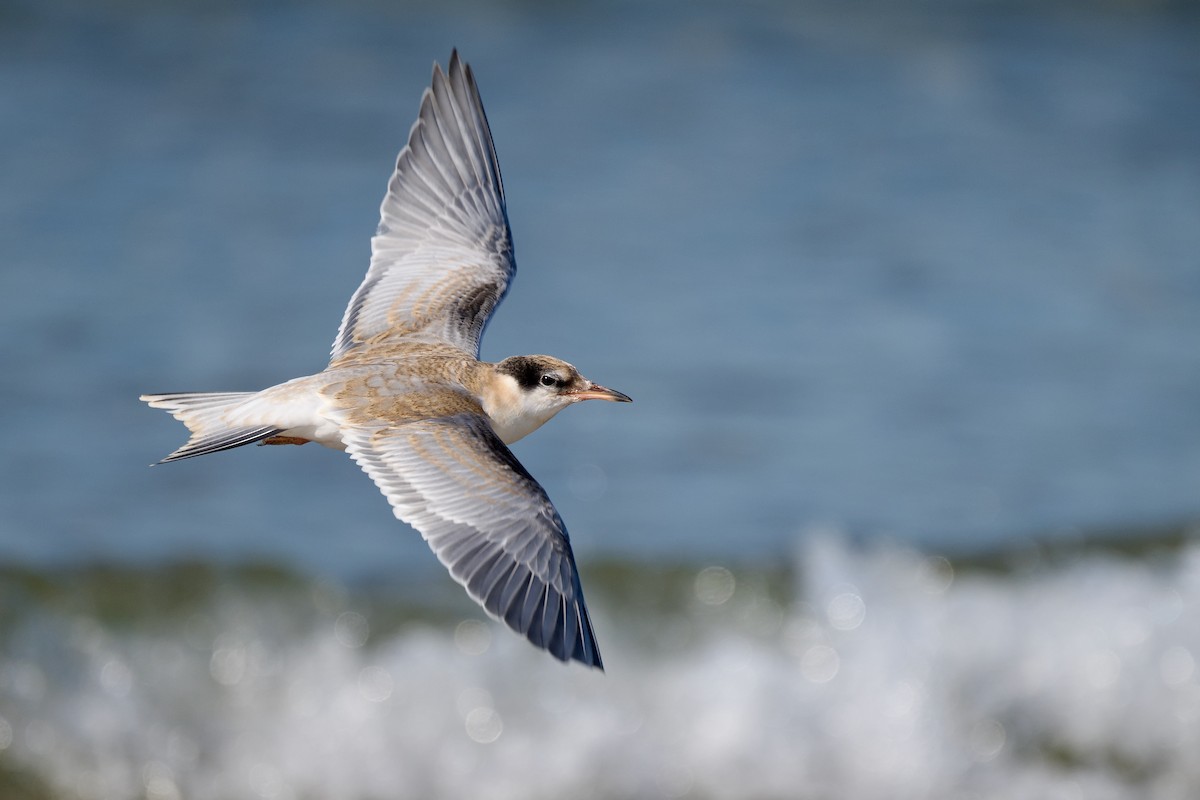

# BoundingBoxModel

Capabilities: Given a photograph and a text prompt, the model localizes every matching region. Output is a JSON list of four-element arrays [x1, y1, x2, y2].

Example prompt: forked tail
[[140, 392, 282, 464]]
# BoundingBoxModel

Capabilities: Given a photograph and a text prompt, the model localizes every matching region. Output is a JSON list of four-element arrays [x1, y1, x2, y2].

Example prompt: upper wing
[[340, 412, 603, 669], [332, 50, 514, 360]]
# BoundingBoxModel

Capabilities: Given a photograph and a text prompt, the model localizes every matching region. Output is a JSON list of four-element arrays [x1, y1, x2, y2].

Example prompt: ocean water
[[2, 0, 1200, 797], [4, 534, 1200, 799]]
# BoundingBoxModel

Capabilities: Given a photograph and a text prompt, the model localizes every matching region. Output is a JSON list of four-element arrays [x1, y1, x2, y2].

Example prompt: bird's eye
[[540, 374, 558, 387]]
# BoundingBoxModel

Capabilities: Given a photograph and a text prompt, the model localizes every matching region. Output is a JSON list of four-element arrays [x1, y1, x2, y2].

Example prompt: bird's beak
[[571, 383, 632, 403]]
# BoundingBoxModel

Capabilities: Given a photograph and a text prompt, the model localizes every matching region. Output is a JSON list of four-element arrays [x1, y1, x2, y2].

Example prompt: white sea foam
[[3, 535, 1200, 799]]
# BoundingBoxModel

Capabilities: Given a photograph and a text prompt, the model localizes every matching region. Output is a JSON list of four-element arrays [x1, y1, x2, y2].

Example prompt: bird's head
[[486, 355, 631, 444]]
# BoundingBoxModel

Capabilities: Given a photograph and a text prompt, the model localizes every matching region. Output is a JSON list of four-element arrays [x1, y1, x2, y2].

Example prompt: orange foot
[[262, 435, 311, 446]]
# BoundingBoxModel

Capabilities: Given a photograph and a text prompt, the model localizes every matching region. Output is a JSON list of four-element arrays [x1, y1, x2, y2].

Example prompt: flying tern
[[142, 51, 630, 669]]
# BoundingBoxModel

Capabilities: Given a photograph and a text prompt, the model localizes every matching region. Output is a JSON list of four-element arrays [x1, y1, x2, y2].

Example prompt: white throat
[[480, 373, 568, 444]]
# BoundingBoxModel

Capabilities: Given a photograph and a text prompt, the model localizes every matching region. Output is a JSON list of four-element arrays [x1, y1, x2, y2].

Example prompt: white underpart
[[480, 373, 571, 445], [276, 420, 346, 450], [238, 378, 347, 450]]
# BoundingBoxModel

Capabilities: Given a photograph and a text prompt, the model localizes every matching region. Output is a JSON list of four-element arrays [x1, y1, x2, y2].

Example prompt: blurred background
[[2, 0, 1200, 797]]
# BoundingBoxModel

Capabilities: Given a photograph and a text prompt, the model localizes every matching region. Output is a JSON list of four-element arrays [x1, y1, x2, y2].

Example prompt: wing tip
[[534, 587, 605, 671], [571, 599, 605, 671], [433, 48, 465, 87], [540, 628, 604, 670], [465, 556, 604, 669]]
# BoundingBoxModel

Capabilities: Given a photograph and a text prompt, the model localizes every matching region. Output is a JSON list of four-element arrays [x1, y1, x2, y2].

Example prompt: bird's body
[[141, 51, 629, 669]]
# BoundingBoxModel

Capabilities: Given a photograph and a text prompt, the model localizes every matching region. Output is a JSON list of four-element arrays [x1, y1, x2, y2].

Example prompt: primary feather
[[332, 51, 514, 360]]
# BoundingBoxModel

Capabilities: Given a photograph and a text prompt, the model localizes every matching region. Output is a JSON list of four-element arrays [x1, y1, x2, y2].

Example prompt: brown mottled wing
[[332, 50, 514, 360], [340, 413, 603, 668]]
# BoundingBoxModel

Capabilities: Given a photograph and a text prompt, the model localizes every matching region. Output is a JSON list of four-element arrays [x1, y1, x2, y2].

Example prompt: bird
[[141, 50, 630, 669]]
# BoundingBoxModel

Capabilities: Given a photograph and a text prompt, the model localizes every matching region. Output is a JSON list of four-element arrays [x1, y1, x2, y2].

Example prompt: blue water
[[3, 0, 1200, 575], [2, 1, 1200, 797]]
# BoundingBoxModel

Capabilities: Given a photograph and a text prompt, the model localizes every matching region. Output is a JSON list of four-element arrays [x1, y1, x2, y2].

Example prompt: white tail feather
[[140, 392, 281, 463]]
